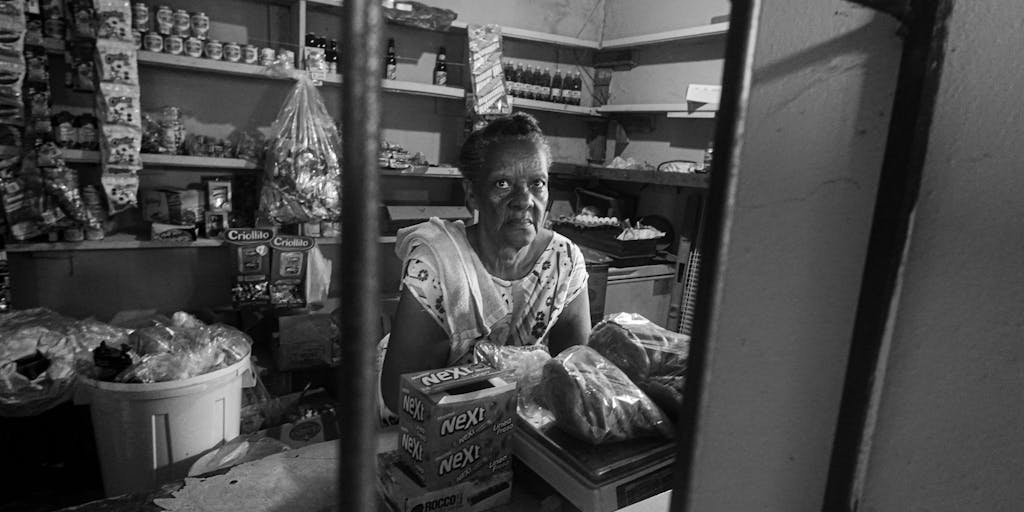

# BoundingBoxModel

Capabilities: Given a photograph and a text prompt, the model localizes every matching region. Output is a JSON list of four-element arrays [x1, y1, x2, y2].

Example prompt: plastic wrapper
[[230, 129, 264, 164], [0, 308, 129, 417], [41, 155, 92, 226], [382, 1, 457, 31], [466, 24, 510, 116], [64, 41, 96, 92], [589, 312, 689, 381], [94, 0, 132, 42], [474, 341, 551, 420], [100, 123, 142, 168], [100, 172, 139, 214], [260, 72, 341, 223], [589, 312, 689, 420], [97, 82, 140, 127], [188, 434, 291, 477], [95, 39, 137, 84], [112, 319, 252, 384], [539, 345, 673, 445], [66, 0, 96, 39]]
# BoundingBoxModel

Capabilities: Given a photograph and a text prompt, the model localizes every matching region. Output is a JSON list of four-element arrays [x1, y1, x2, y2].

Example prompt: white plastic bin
[[74, 354, 254, 497]]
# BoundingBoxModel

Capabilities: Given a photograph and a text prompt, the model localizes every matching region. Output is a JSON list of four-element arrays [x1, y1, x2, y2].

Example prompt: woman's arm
[[380, 288, 451, 414], [546, 288, 592, 356]]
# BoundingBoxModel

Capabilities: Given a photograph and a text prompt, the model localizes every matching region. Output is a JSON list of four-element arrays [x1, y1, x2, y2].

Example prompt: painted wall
[[602, 0, 730, 40], [858, 2, 1024, 511], [681, 3, 902, 511]]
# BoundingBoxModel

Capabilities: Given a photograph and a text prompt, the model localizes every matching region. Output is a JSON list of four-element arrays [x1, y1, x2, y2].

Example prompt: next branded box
[[377, 450, 512, 512], [398, 363, 516, 490]]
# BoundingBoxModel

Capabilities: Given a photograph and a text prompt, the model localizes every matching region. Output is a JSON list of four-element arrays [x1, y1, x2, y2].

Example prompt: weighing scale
[[512, 415, 677, 512]]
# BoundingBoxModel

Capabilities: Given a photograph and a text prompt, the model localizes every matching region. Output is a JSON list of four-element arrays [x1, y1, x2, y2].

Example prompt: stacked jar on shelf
[[133, 3, 287, 66]]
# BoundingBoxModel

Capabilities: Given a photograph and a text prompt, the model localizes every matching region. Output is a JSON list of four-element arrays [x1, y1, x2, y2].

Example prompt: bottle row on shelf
[[501, 59, 583, 105]]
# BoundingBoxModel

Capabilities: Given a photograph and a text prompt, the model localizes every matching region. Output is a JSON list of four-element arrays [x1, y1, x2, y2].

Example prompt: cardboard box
[[377, 450, 512, 512], [269, 235, 316, 308], [398, 363, 516, 490], [140, 189, 169, 222], [164, 188, 205, 225], [224, 228, 274, 308], [272, 313, 337, 371]]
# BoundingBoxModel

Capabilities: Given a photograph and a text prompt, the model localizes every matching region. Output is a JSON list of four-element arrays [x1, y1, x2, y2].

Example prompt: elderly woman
[[378, 112, 591, 419]]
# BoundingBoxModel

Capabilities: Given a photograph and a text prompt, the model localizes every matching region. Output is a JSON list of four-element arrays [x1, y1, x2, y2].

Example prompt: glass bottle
[[384, 38, 397, 80], [433, 46, 447, 85]]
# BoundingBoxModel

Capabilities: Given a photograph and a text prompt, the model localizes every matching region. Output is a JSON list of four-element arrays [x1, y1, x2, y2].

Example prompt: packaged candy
[[64, 41, 96, 92], [100, 123, 141, 169], [66, 0, 96, 39], [101, 171, 139, 215], [95, 0, 132, 42], [466, 24, 511, 116], [23, 45, 46, 85], [225, 228, 274, 308], [95, 39, 138, 84], [261, 73, 342, 223], [97, 82, 140, 127], [52, 111, 77, 148], [39, 146, 90, 225], [269, 235, 315, 308], [74, 113, 98, 150]]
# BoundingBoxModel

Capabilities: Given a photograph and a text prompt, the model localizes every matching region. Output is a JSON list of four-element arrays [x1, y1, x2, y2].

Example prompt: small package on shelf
[[97, 82, 141, 127], [466, 24, 510, 116], [268, 235, 315, 308], [205, 179, 233, 211], [94, 0, 132, 42], [151, 221, 197, 241], [140, 188, 169, 222], [99, 124, 141, 168], [101, 171, 139, 214], [66, 0, 96, 40], [163, 187, 204, 225], [64, 41, 96, 92], [95, 39, 138, 84], [203, 210, 227, 238], [225, 227, 274, 308]]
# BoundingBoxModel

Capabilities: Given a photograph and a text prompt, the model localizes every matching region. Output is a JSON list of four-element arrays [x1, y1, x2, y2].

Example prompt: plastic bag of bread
[[539, 345, 673, 445], [588, 312, 689, 382], [474, 342, 551, 420]]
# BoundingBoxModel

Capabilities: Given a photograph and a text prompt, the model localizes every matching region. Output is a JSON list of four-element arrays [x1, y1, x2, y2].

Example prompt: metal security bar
[[338, 0, 382, 509]]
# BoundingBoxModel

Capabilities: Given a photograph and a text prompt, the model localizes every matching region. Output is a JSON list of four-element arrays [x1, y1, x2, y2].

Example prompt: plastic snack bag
[[95, 39, 138, 84], [97, 82, 140, 127], [260, 72, 342, 224], [539, 345, 673, 445], [474, 341, 552, 421]]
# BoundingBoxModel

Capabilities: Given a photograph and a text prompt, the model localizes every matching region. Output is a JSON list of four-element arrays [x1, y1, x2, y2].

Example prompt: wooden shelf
[[60, 149, 259, 170], [600, 22, 729, 49], [595, 103, 717, 117], [511, 97, 599, 116], [552, 163, 710, 188], [7, 233, 396, 252], [138, 51, 281, 80], [380, 166, 462, 178], [449, 20, 600, 50]]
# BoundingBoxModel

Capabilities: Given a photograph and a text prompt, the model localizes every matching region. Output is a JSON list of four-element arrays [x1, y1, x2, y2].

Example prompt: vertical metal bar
[[823, 1, 952, 510], [338, 0, 381, 509], [669, 0, 761, 510]]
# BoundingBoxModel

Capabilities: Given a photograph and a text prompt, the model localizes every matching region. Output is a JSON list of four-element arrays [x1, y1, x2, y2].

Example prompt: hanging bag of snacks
[[259, 70, 341, 225]]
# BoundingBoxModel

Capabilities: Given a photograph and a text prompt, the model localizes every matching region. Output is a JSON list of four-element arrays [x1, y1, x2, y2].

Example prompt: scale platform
[[512, 415, 676, 512]]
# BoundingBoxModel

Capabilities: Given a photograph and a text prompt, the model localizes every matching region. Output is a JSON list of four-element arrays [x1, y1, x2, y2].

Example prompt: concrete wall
[[681, 2, 901, 511], [857, 2, 1024, 511], [602, 0, 730, 40]]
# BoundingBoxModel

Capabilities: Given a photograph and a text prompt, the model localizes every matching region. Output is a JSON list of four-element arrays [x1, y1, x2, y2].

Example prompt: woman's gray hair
[[458, 112, 553, 184]]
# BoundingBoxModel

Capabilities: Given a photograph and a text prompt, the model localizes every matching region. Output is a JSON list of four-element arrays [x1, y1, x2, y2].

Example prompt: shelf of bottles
[[501, 59, 596, 116]]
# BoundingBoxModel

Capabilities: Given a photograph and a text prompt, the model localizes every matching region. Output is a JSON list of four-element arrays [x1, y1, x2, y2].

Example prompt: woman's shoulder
[[396, 218, 469, 261], [547, 229, 583, 259]]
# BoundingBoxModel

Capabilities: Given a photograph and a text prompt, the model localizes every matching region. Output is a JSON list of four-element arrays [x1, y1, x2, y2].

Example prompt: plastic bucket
[[74, 354, 254, 497]]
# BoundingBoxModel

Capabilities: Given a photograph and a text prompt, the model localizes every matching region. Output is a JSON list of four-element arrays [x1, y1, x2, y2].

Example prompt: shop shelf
[[304, 1, 601, 49], [511, 97, 600, 116], [595, 103, 717, 117], [60, 149, 260, 170], [6, 233, 397, 252], [137, 51, 281, 80], [552, 162, 710, 188], [380, 166, 462, 178], [599, 22, 730, 50]]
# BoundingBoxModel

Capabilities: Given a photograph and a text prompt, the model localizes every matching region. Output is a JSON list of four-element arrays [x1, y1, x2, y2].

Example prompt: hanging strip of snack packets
[[466, 24, 510, 117], [93, 0, 141, 215]]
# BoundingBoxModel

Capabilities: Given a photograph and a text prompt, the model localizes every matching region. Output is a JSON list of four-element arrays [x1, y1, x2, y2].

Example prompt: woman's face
[[468, 138, 550, 251]]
